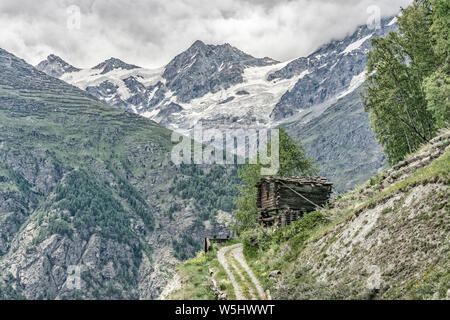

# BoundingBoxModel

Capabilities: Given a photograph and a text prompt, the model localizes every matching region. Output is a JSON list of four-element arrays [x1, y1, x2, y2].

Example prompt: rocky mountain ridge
[[92, 57, 140, 75], [36, 17, 397, 130], [36, 17, 398, 192], [35, 54, 80, 78]]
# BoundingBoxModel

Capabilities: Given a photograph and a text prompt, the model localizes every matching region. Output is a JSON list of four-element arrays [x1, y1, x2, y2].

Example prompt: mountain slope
[[0, 48, 237, 299], [284, 88, 386, 193], [162, 40, 279, 104], [92, 57, 139, 75], [269, 17, 397, 121]]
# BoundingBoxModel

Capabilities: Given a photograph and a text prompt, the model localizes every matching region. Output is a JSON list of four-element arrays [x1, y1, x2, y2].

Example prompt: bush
[[242, 227, 272, 258], [273, 211, 328, 244]]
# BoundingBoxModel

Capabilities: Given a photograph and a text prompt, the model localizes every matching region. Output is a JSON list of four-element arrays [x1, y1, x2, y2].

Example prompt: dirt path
[[217, 244, 245, 300], [217, 243, 266, 300], [231, 245, 266, 299]]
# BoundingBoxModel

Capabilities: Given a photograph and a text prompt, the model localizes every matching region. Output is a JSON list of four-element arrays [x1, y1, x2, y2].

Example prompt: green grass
[[229, 253, 258, 298], [168, 252, 216, 300], [404, 264, 450, 299], [308, 148, 450, 243], [225, 250, 251, 299]]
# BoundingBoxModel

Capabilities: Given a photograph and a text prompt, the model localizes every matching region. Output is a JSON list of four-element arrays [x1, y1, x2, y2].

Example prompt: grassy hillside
[[166, 239, 241, 300], [169, 130, 449, 300], [0, 48, 239, 299]]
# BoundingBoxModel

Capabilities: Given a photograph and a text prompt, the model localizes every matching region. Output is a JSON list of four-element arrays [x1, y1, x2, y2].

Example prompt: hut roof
[[255, 176, 333, 187]]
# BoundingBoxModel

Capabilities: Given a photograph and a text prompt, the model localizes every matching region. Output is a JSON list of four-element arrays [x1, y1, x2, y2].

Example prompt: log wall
[[257, 177, 333, 228], [259, 182, 277, 211]]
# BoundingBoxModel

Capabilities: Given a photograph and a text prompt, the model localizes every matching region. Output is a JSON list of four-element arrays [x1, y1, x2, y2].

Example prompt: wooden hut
[[256, 176, 333, 227]]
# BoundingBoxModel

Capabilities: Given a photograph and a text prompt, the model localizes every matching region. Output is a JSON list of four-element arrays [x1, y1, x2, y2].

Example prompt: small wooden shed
[[256, 176, 333, 227], [204, 235, 232, 253]]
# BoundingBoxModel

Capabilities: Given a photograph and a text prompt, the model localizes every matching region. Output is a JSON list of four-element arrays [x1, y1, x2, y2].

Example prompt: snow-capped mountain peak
[[35, 54, 80, 78], [92, 57, 140, 75], [266, 16, 397, 121], [36, 17, 397, 132], [162, 40, 279, 104]]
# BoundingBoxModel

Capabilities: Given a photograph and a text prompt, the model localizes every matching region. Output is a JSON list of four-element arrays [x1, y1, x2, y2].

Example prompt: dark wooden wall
[[258, 181, 277, 212], [277, 182, 331, 211], [258, 181, 332, 212]]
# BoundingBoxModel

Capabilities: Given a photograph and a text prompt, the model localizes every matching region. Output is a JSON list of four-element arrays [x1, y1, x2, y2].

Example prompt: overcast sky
[[0, 0, 412, 69]]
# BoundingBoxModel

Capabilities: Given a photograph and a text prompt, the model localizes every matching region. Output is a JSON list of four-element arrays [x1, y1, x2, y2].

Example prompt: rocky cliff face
[[92, 58, 139, 75], [0, 48, 234, 299]]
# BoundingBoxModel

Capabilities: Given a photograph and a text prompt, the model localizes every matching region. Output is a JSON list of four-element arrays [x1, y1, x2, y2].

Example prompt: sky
[[0, 0, 412, 69]]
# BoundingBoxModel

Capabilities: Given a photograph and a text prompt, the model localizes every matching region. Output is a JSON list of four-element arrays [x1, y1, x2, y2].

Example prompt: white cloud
[[0, 0, 412, 68]]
